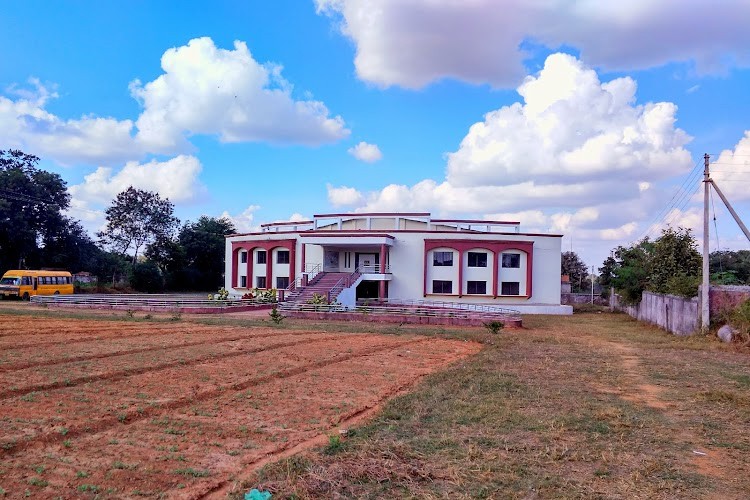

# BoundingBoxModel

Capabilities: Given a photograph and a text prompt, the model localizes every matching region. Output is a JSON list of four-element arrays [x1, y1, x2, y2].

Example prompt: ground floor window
[[240, 276, 247, 288], [466, 280, 487, 294], [256, 276, 267, 289], [276, 277, 289, 289], [432, 280, 453, 294], [501, 281, 520, 295]]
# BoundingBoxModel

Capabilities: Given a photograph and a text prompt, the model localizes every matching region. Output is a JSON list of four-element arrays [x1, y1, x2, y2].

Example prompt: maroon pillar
[[457, 249, 464, 297], [289, 243, 296, 287], [231, 249, 238, 288], [492, 251, 499, 298], [266, 249, 274, 289]]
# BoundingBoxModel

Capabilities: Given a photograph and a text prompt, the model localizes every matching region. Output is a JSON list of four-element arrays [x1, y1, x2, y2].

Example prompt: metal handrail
[[355, 298, 520, 318], [356, 264, 391, 273], [30, 294, 276, 309], [281, 301, 518, 320], [327, 270, 362, 302]]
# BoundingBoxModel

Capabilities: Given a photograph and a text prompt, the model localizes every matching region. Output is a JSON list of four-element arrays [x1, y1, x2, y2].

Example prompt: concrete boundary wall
[[611, 290, 699, 336]]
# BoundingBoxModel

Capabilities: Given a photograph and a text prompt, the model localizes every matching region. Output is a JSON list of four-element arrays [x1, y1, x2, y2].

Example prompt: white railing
[[357, 264, 391, 273], [327, 270, 362, 302], [282, 301, 519, 320], [356, 298, 520, 319], [30, 294, 275, 310]]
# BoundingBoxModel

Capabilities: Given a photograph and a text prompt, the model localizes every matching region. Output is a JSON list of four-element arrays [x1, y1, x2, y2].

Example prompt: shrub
[[129, 261, 164, 293], [483, 321, 504, 334], [269, 305, 285, 325]]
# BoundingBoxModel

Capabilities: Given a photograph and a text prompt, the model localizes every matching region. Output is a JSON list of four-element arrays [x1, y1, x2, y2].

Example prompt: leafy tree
[[647, 227, 701, 295], [97, 187, 179, 265], [561, 251, 589, 292], [0, 149, 70, 270], [610, 239, 654, 304], [608, 227, 701, 304], [129, 261, 164, 293], [710, 250, 750, 284], [179, 216, 235, 289]]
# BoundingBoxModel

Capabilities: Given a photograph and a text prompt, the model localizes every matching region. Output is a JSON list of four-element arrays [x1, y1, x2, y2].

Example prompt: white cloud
[[131, 37, 349, 151], [347, 141, 383, 162], [68, 155, 205, 205], [327, 184, 365, 206], [220, 205, 262, 233], [316, 0, 750, 88], [331, 53, 694, 265], [1, 38, 349, 166], [0, 78, 139, 165], [711, 131, 750, 202]]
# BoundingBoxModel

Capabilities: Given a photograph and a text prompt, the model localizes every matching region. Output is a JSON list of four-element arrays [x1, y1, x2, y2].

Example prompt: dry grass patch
[[234, 313, 750, 499]]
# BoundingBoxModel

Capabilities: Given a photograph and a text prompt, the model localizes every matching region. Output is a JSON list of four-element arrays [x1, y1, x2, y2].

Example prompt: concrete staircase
[[284, 272, 351, 305]]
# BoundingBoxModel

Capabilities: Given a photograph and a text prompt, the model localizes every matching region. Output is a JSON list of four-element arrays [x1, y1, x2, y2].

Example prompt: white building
[[225, 212, 571, 314]]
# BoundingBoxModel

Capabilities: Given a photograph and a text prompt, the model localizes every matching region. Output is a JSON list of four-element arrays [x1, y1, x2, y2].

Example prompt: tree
[[98, 187, 179, 265], [710, 250, 750, 284], [561, 251, 589, 292], [0, 149, 70, 270], [647, 227, 701, 295], [179, 216, 236, 289], [609, 238, 654, 304], [608, 227, 701, 304]]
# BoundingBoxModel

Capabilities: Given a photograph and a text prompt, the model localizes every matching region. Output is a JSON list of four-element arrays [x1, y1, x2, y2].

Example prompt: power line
[[631, 158, 703, 244]]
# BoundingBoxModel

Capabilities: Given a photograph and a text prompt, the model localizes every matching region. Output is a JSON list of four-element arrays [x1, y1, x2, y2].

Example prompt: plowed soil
[[0, 314, 480, 498]]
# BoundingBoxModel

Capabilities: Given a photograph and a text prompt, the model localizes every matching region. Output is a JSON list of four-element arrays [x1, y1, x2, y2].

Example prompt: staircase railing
[[356, 264, 391, 273], [327, 270, 362, 303]]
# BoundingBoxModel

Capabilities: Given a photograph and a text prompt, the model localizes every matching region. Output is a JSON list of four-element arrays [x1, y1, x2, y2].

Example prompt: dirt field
[[0, 312, 480, 498]]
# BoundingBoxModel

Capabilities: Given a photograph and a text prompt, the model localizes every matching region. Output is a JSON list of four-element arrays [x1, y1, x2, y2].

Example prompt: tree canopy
[[606, 227, 701, 303], [561, 251, 590, 292], [0, 149, 71, 270], [97, 187, 179, 265]]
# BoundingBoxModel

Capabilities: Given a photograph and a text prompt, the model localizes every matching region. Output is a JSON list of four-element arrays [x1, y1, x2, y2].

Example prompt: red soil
[[0, 315, 480, 498]]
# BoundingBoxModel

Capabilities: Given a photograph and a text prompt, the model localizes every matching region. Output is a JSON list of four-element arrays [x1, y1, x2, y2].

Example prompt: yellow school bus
[[0, 270, 74, 300]]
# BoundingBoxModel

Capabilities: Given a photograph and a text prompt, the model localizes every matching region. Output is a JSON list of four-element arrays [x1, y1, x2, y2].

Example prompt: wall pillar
[[300, 243, 306, 274], [457, 249, 464, 297], [493, 251, 500, 298], [231, 249, 239, 288], [379, 281, 386, 301], [379, 244, 386, 273], [266, 249, 274, 289], [289, 243, 296, 287]]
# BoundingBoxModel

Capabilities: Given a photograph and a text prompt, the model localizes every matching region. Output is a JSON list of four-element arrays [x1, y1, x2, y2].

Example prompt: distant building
[[73, 272, 98, 284], [225, 212, 571, 314], [561, 274, 572, 293]]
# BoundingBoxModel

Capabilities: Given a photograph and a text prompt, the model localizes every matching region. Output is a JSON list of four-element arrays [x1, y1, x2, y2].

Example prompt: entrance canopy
[[299, 233, 395, 247]]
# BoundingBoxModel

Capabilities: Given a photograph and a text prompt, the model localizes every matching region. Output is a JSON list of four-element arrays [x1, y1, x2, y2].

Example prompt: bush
[[129, 261, 164, 293], [483, 321, 504, 334]]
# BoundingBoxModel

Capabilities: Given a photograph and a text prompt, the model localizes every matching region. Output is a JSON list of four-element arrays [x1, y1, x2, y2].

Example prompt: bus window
[[22, 276, 31, 285]]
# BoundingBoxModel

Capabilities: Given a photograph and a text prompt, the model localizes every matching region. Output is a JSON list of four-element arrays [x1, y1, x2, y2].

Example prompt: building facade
[[225, 212, 571, 314]]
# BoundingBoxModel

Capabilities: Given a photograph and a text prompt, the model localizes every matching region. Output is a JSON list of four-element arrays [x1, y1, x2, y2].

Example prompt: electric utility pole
[[702, 154, 710, 332]]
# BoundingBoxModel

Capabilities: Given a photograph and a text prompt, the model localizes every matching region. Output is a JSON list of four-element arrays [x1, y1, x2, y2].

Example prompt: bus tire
[[22, 293, 29, 301], [54, 291, 60, 295]]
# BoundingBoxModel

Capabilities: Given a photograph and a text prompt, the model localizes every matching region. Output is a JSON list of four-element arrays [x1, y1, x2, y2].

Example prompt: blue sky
[[2, 0, 750, 267]]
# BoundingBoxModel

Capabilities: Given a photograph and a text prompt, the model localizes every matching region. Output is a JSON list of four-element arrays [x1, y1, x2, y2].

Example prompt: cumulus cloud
[[65, 155, 205, 235], [0, 78, 139, 165], [131, 37, 349, 151], [316, 0, 750, 88], [347, 141, 382, 163], [327, 184, 365, 206], [220, 205, 262, 233], [711, 132, 750, 202], [328, 53, 694, 263], [68, 155, 205, 206], [1, 38, 349, 166]]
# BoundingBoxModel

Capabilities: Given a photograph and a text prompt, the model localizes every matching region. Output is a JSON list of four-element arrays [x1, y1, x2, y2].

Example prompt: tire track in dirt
[[0, 336, 428, 457], [0, 329, 330, 373], [0, 327, 179, 350], [0, 334, 338, 399]]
